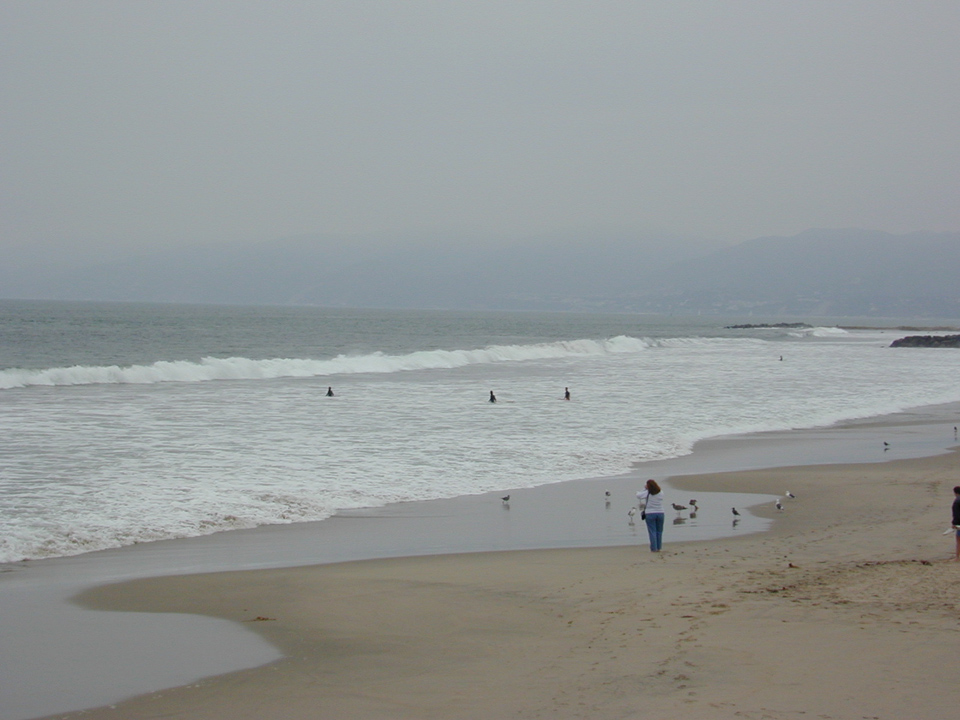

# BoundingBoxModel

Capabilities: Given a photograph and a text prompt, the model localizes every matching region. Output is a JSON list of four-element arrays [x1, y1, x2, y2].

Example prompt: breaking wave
[[0, 335, 658, 389]]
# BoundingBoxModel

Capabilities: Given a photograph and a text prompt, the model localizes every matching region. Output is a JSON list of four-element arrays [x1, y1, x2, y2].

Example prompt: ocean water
[[2, 299, 959, 564]]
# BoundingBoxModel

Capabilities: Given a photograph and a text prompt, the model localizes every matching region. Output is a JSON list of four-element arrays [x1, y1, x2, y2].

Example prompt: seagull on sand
[[627, 507, 637, 523], [501, 495, 510, 504], [731, 507, 741, 516], [605, 490, 611, 498], [671, 503, 688, 512], [785, 491, 796, 499], [689, 499, 698, 508], [775, 499, 783, 512]]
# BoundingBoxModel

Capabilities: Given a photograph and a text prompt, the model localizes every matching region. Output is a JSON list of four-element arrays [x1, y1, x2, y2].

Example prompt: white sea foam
[[2, 322, 959, 563], [0, 336, 655, 390], [809, 326, 849, 336], [782, 325, 849, 338]]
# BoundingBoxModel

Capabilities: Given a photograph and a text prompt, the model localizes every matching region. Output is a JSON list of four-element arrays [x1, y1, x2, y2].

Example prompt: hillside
[[3, 229, 958, 318], [640, 229, 960, 317]]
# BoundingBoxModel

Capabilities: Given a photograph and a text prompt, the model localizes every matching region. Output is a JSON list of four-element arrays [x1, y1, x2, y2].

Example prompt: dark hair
[[954, 486, 960, 494], [646, 479, 661, 495]]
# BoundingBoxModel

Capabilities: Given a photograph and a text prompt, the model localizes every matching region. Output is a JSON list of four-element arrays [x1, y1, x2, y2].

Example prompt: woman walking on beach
[[637, 479, 665, 552]]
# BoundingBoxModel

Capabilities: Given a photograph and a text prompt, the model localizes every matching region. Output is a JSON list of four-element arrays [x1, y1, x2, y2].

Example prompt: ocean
[[2, 299, 959, 565]]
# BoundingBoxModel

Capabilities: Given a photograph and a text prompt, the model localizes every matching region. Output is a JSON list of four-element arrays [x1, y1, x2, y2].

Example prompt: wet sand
[[56, 438, 960, 718]]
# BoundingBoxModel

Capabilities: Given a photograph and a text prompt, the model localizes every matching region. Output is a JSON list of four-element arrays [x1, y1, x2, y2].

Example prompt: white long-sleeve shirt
[[636, 489, 664, 513]]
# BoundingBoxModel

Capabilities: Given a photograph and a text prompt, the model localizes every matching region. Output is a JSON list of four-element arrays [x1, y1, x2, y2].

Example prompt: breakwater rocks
[[890, 334, 960, 348]]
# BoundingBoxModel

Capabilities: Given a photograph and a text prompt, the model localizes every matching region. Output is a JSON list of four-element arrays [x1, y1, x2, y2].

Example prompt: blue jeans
[[644, 512, 664, 551]]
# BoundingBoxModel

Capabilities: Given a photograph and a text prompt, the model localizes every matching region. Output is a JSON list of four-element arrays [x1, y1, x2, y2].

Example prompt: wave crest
[[786, 326, 849, 338], [0, 335, 655, 389]]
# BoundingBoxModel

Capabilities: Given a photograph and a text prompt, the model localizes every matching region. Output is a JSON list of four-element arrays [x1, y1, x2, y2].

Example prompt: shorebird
[[501, 495, 510, 504], [775, 499, 783, 512], [605, 490, 611, 498], [689, 499, 698, 508], [785, 491, 796, 499], [731, 507, 741, 516], [883, 441, 890, 451], [671, 503, 688, 512], [627, 507, 637, 523]]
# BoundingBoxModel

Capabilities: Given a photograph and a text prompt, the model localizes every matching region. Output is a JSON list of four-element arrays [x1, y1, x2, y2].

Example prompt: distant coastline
[[723, 321, 960, 336], [4, 229, 959, 318], [724, 322, 811, 329]]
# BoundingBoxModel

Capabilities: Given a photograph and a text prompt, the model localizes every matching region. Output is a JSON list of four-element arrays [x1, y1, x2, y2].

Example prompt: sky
[[2, 1, 959, 267]]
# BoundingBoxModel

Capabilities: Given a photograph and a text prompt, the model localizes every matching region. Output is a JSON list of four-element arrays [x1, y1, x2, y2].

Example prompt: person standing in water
[[326, 387, 334, 397], [564, 387, 571, 401], [489, 390, 497, 403], [636, 479, 665, 552]]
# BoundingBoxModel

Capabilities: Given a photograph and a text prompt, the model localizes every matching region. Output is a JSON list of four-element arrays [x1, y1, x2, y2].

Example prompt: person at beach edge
[[952, 486, 960, 561], [489, 390, 496, 403], [637, 479, 665, 552]]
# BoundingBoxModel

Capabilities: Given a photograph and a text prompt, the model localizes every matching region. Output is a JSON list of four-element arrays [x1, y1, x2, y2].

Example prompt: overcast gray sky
[[3, 1, 959, 263]]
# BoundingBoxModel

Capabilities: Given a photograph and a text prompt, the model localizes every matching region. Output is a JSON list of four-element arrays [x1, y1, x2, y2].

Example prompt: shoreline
[[67, 448, 960, 719], [3, 402, 960, 720]]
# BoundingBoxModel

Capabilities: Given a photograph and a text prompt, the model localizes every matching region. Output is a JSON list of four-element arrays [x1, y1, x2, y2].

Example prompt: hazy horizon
[[3, 1, 959, 275]]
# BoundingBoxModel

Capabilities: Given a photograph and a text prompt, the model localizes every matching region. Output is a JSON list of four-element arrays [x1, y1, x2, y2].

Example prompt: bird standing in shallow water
[[775, 499, 783, 512], [731, 507, 740, 516], [785, 491, 795, 499], [671, 503, 687, 512], [501, 495, 510, 504]]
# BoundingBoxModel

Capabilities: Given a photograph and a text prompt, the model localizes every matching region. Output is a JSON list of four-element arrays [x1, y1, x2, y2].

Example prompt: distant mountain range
[[639, 228, 960, 318], [3, 228, 959, 318]]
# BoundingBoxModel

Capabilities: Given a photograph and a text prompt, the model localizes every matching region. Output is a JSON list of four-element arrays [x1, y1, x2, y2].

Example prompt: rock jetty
[[889, 334, 960, 348]]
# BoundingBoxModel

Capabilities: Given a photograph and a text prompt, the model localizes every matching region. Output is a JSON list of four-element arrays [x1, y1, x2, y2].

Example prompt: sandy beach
[[53, 442, 960, 720]]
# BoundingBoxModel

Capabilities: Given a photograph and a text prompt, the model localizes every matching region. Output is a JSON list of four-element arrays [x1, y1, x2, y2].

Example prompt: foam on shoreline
[[3, 402, 959, 720], [66, 433, 960, 720]]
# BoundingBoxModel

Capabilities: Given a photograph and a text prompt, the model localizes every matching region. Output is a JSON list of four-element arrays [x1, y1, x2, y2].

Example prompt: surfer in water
[[489, 390, 497, 403], [326, 387, 334, 397]]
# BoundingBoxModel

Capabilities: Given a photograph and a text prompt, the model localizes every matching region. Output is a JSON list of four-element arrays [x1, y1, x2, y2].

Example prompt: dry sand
[[60, 450, 959, 720]]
